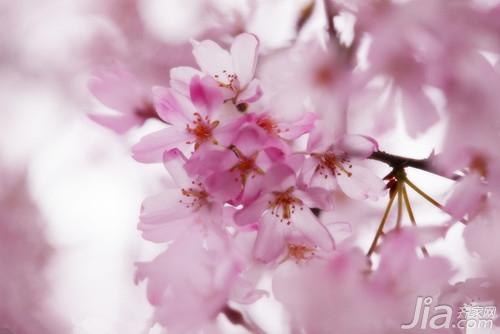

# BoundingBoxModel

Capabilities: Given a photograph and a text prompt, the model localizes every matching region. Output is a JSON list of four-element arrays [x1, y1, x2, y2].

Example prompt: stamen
[[314, 152, 353, 178], [287, 244, 315, 262], [179, 185, 209, 210], [229, 146, 264, 184], [256, 116, 281, 135], [269, 187, 304, 225], [186, 113, 219, 149]]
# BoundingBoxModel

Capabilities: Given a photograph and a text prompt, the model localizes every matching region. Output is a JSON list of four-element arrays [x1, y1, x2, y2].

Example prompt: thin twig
[[402, 184, 430, 257], [405, 178, 468, 225], [395, 181, 403, 230], [367, 189, 397, 256], [404, 178, 444, 209]]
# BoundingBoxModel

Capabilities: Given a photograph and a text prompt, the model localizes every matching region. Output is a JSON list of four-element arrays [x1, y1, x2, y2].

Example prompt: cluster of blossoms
[[88, 0, 500, 333]]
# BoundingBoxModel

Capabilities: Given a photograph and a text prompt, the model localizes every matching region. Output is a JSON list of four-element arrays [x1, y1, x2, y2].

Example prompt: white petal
[[192, 39, 233, 80], [231, 33, 259, 87]]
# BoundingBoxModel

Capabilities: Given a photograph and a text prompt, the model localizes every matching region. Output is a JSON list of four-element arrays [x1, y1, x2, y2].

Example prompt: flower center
[[179, 182, 209, 210], [269, 187, 304, 224], [314, 65, 335, 86], [229, 146, 264, 184], [287, 244, 315, 262], [314, 152, 353, 178], [214, 70, 239, 92], [256, 115, 288, 137], [186, 113, 219, 149]]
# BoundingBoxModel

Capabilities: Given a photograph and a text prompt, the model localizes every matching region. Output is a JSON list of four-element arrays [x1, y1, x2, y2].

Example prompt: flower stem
[[402, 184, 430, 257], [222, 306, 265, 334], [367, 189, 397, 257], [395, 181, 403, 230], [404, 178, 444, 210], [405, 178, 468, 224]]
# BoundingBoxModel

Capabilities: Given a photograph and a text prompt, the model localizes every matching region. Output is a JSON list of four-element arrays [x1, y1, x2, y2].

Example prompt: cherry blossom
[[132, 75, 228, 162], [234, 163, 334, 262], [138, 148, 239, 243], [78, 1, 500, 332], [302, 133, 385, 200], [136, 225, 263, 333], [88, 65, 157, 133], [172, 33, 262, 112]]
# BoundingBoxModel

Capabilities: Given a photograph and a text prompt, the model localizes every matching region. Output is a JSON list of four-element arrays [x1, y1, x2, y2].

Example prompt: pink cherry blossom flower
[[241, 109, 318, 142], [444, 172, 487, 221], [273, 228, 457, 334], [463, 196, 500, 314], [354, 1, 444, 138], [171, 33, 262, 111], [184, 125, 286, 205], [132, 75, 229, 163], [272, 248, 384, 334], [302, 133, 385, 200], [139, 148, 239, 243], [259, 38, 350, 138], [88, 64, 158, 133], [136, 225, 263, 334], [234, 163, 334, 262]]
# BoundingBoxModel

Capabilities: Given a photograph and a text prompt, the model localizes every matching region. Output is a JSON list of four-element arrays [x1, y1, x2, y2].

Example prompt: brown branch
[[369, 150, 460, 181]]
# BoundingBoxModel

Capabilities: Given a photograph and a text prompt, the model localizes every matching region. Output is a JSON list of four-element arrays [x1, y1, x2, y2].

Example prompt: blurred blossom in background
[[1, 0, 500, 333]]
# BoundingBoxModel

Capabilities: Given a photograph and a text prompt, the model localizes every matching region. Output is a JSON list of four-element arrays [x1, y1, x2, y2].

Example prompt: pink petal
[[205, 170, 242, 202], [163, 149, 191, 188], [132, 127, 188, 163], [237, 78, 263, 103], [338, 134, 379, 159], [153, 86, 195, 126], [139, 217, 193, 243], [192, 39, 233, 80], [401, 87, 439, 138], [444, 172, 486, 220], [88, 66, 143, 112], [295, 187, 333, 210], [253, 212, 287, 262], [231, 33, 259, 87], [170, 66, 203, 95], [189, 75, 223, 115], [400, 225, 450, 246], [87, 113, 140, 134], [234, 194, 273, 226], [336, 164, 385, 200], [290, 208, 334, 251], [299, 156, 319, 186], [263, 163, 296, 191], [230, 278, 267, 304], [278, 112, 317, 141]]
